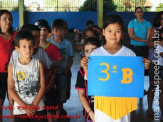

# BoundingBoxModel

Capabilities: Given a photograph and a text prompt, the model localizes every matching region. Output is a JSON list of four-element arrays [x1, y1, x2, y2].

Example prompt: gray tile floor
[[2, 51, 162, 122]]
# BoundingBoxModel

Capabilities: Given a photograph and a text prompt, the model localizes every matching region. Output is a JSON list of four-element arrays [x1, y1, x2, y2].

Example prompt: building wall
[[11, 11, 157, 31]]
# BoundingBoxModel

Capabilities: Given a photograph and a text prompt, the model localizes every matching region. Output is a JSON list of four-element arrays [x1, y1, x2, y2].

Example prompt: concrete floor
[[2, 51, 162, 122]]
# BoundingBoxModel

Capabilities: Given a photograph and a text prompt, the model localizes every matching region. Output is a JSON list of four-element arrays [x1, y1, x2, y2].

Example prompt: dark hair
[[135, 7, 143, 12], [92, 25, 101, 30], [89, 24, 101, 33], [83, 25, 99, 39], [86, 20, 94, 26], [103, 14, 124, 30], [21, 24, 40, 33], [153, 11, 163, 27], [84, 37, 101, 48], [102, 14, 124, 45], [52, 18, 68, 30], [15, 31, 35, 47], [35, 19, 51, 32], [0, 9, 14, 34]]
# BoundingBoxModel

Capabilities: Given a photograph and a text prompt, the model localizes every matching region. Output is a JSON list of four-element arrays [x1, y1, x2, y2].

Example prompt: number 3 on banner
[[99, 63, 110, 81], [98, 63, 133, 83]]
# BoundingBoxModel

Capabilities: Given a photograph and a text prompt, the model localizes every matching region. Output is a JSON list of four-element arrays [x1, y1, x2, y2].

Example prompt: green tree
[[11, 6, 30, 12], [44, 0, 82, 11], [0, 0, 18, 11], [123, 0, 132, 11], [156, 3, 163, 12], [44, 0, 57, 11], [79, 0, 117, 11], [11, 7, 19, 11], [113, 0, 147, 12]]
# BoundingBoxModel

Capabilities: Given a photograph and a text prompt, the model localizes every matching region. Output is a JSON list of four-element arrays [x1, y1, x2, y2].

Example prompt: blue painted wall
[[11, 12, 157, 31], [104, 12, 157, 28], [11, 11, 19, 30], [25, 12, 97, 31]]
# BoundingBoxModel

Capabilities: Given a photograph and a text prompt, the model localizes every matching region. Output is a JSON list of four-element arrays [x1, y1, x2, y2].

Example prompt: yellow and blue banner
[[88, 56, 144, 98]]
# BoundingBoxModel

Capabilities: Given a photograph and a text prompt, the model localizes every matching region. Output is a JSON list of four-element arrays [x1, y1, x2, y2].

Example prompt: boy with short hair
[[9, 24, 54, 120], [47, 18, 73, 114], [8, 31, 47, 122], [34, 20, 62, 91], [35, 19, 62, 122], [10, 24, 53, 70]]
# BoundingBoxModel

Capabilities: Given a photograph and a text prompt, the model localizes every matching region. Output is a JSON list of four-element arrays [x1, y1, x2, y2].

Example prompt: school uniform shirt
[[75, 67, 94, 120], [47, 37, 74, 73], [10, 46, 53, 69], [128, 18, 152, 46], [90, 46, 137, 121], [0, 31, 16, 72], [43, 42, 62, 62], [12, 58, 44, 115]]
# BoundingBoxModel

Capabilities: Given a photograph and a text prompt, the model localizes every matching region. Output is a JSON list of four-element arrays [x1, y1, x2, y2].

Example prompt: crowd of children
[[0, 8, 162, 122]]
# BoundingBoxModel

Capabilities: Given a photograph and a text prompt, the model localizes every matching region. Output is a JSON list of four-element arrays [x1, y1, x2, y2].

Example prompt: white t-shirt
[[12, 58, 44, 115], [91, 46, 136, 56], [90, 46, 136, 122], [156, 44, 163, 66], [10, 47, 53, 69]]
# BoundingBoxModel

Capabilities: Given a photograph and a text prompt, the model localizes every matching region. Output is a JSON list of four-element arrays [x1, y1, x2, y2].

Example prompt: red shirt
[[44, 42, 62, 86], [44, 42, 62, 62], [0, 31, 17, 72]]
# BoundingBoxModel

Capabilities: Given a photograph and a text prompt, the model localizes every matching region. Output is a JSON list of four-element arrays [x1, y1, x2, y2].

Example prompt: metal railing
[[0, 0, 162, 12], [0, 0, 18, 11], [24, 0, 86, 12]]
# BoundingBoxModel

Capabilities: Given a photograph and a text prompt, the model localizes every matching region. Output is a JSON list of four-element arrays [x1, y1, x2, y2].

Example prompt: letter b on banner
[[121, 68, 133, 84]]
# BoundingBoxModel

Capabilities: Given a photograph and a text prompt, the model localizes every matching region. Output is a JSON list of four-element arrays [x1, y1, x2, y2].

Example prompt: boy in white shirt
[[8, 31, 47, 122]]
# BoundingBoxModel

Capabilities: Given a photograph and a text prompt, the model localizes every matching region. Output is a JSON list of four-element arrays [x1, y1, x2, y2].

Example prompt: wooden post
[[97, 0, 103, 28], [18, 0, 24, 27]]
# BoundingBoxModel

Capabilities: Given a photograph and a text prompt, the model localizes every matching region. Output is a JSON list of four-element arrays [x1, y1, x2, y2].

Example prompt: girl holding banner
[[81, 15, 150, 122]]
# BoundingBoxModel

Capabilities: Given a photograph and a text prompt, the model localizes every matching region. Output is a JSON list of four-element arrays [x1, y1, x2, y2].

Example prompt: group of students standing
[[75, 7, 163, 122], [0, 10, 73, 122], [0, 7, 162, 122]]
